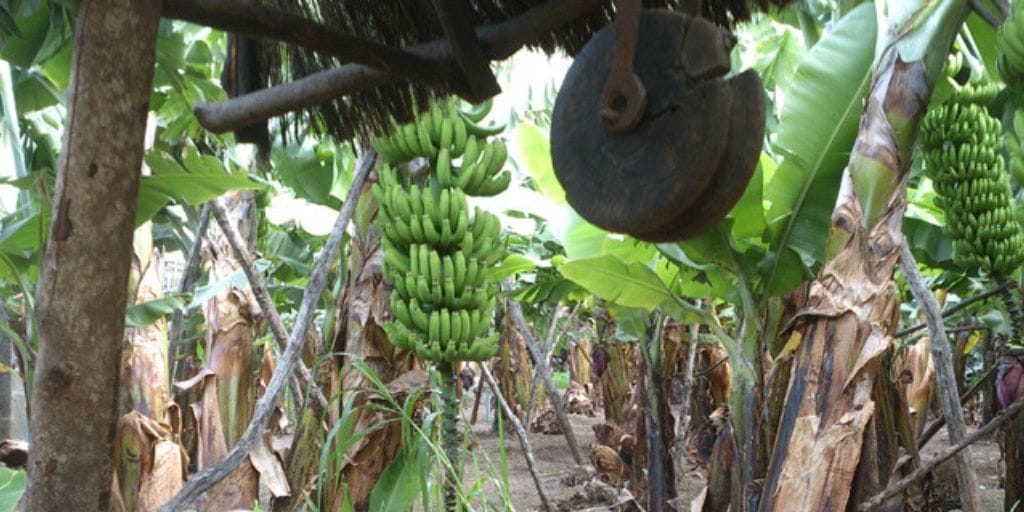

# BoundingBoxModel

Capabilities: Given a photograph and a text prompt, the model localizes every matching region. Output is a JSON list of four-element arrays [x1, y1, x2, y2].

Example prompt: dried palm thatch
[[238, 0, 793, 142]]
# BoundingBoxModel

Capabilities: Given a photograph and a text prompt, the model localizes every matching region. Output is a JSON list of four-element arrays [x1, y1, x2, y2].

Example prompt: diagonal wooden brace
[[430, 0, 502, 102]]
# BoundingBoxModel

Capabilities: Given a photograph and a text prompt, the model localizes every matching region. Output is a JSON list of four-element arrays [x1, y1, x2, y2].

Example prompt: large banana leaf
[[136, 149, 264, 226], [559, 254, 698, 322], [763, 2, 877, 296]]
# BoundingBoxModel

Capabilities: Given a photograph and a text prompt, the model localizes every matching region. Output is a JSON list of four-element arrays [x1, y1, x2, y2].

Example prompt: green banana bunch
[[371, 97, 511, 363], [371, 98, 507, 165], [921, 80, 1024, 276], [998, 0, 1024, 87]]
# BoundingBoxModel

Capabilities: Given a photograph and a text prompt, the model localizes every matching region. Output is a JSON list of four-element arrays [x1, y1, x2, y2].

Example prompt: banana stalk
[[763, 1, 976, 510]]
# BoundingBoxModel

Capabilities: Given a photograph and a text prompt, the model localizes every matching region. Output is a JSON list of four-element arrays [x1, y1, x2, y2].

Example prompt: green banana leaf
[[763, 2, 878, 296]]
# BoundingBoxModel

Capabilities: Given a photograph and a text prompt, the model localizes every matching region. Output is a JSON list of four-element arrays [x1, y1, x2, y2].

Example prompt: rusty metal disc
[[550, 10, 765, 242], [632, 70, 766, 242]]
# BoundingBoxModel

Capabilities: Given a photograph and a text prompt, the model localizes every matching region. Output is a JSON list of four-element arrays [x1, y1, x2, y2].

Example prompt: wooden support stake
[[481, 363, 552, 511], [169, 204, 211, 380], [470, 372, 486, 424], [859, 393, 1024, 511], [209, 199, 328, 413], [506, 294, 584, 465], [525, 305, 566, 428], [159, 151, 375, 512], [899, 242, 981, 512], [673, 302, 701, 478], [430, 0, 502, 101]]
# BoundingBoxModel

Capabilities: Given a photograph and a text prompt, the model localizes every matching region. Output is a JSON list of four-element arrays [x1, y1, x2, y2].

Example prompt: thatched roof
[[227, 0, 794, 143]]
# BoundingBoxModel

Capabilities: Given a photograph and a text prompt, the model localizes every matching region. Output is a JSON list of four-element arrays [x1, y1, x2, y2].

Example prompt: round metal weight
[[550, 10, 765, 242]]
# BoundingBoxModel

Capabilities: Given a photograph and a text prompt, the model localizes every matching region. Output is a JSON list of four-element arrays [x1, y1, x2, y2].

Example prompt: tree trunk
[[196, 191, 259, 509], [596, 308, 633, 425], [1008, 411, 1024, 511], [494, 306, 537, 423], [760, 2, 970, 510], [115, 225, 185, 511], [27, 1, 160, 509], [570, 336, 592, 393]]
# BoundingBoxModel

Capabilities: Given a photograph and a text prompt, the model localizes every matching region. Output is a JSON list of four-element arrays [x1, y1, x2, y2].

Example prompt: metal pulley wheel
[[550, 5, 765, 242]]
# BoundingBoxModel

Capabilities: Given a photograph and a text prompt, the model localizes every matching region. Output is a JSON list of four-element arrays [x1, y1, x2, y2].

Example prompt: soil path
[[467, 398, 1006, 511]]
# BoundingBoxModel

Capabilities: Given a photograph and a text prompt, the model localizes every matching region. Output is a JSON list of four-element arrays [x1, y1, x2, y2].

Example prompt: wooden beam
[[163, 0, 462, 93], [190, 0, 608, 134], [431, 0, 502, 102]]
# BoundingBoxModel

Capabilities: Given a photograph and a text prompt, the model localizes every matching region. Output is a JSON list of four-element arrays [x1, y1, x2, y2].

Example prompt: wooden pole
[[481, 363, 552, 511], [899, 242, 982, 512], [506, 295, 584, 465]]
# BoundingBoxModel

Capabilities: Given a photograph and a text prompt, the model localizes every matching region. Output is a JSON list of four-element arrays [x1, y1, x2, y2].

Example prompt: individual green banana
[[440, 308, 451, 344], [453, 116, 468, 157], [484, 140, 507, 178], [465, 257, 480, 289], [404, 123, 424, 156], [418, 119, 438, 159], [422, 187, 439, 226], [409, 214, 425, 242], [418, 244, 430, 283], [391, 294, 414, 329], [458, 309, 473, 345], [439, 188, 451, 227], [455, 160, 481, 191], [383, 245, 411, 274], [461, 135, 481, 167], [440, 219, 453, 248], [462, 98, 492, 123], [429, 249, 443, 286], [416, 276, 431, 307], [382, 321, 413, 351], [443, 277, 457, 307], [450, 310, 463, 346], [439, 118, 454, 152], [409, 298, 430, 333], [392, 216, 414, 245], [408, 184, 424, 216], [459, 111, 505, 137], [453, 251, 467, 291], [429, 311, 440, 343], [392, 273, 410, 300], [474, 171, 512, 197], [422, 214, 441, 245]]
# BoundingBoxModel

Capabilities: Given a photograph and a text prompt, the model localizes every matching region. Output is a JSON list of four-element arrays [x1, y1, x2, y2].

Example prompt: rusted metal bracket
[[598, 0, 646, 133], [431, 0, 502, 102]]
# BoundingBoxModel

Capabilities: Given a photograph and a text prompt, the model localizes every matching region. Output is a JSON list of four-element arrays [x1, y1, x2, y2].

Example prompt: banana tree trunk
[[596, 308, 633, 425], [328, 180, 421, 511], [761, 2, 970, 510], [1008, 410, 1024, 510], [570, 336, 592, 392], [196, 191, 259, 509], [122, 226, 170, 422], [115, 225, 185, 511], [494, 306, 538, 422]]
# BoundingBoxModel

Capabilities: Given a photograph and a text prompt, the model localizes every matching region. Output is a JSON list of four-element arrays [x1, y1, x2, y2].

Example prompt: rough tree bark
[[760, 1, 970, 510], [195, 192, 260, 509], [27, 1, 160, 510]]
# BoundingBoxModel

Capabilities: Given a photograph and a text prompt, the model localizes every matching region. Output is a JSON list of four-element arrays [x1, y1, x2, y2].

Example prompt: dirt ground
[[466, 397, 1009, 512]]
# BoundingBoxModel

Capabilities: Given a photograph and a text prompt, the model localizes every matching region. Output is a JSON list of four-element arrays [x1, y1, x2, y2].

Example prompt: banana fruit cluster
[[372, 98, 510, 362], [998, 1, 1024, 87], [371, 99, 511, 196], [921, 83, 1024, 275]]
